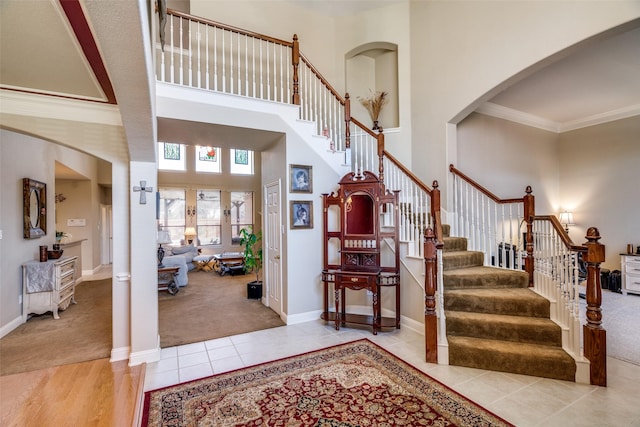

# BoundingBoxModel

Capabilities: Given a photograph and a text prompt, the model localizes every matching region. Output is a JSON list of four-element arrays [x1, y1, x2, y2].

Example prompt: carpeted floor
[[159, 270, 284, 348], [0, 271, 284, 376], [143, 339, 514, 426], [0, 279, 112, 376], [580, 289, 640, 366]]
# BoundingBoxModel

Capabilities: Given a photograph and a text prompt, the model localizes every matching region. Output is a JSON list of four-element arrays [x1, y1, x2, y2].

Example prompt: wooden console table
[[321, 270, 400, 334]]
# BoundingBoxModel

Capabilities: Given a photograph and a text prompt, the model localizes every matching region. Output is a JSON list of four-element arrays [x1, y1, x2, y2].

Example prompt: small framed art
[[290, 164, 312, 193], [290, 200, 313, 229]]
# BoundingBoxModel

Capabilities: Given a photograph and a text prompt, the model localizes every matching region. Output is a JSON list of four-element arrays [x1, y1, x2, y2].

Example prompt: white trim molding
[[476, 101, 640, 133]]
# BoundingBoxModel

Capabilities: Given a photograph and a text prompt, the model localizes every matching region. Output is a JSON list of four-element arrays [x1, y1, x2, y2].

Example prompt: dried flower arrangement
[[358, 90, 388, 130]]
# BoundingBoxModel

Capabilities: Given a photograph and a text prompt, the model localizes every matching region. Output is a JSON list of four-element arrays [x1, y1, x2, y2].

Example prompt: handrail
[[167, 8, 294, 47], [385, 151, 433, 196], [449, 164, 523, 204], [299, 53, 345, 104], [533, 214, 585, 251]]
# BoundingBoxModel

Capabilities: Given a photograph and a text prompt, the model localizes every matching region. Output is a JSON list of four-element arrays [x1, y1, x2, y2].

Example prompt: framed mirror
[[345, 192, 374, 236], [23, 178, 47, 239]]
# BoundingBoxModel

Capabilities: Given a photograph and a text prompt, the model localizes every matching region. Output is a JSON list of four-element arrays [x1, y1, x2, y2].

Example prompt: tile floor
[[143, 320, 640, 427]]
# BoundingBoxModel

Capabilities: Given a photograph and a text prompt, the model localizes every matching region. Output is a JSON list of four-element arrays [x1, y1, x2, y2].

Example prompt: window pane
[[229, 149, 254, 175], [158, 142, 186, 171], [196, 189, 221, 245], [159, 189, 185, 244], [230, 191, 254, 244], [195, 146, 222, 173]]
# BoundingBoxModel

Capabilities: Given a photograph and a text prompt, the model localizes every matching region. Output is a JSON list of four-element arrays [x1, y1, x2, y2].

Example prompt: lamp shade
[[558, 211, 574, 226], [157, 230, 171, 245], [184, 227, 197, 237]]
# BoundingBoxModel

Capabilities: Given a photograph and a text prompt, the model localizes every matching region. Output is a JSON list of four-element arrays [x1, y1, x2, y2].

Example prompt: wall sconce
[[223, 206, 231, 222], [55, 193, 66, 203], [558, 211, 575, 233], [187, 205, 196, 218]]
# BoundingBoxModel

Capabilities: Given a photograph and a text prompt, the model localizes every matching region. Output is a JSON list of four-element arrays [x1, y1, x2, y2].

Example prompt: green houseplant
[[239, 227, 263, 284]]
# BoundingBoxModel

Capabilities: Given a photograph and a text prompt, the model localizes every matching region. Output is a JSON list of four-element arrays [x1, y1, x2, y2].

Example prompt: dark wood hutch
[[321, 171, 400, 334]]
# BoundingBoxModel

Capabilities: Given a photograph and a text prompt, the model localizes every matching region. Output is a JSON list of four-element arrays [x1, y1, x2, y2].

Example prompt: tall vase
[[372, 120, 379, 131]]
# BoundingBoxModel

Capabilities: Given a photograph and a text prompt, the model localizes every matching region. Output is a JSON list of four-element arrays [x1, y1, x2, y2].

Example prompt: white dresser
[[621, 254, 640, 296], [22, 256, 78, 320]]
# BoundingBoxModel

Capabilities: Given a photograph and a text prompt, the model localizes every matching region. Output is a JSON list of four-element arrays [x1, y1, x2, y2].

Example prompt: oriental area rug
[[142, 339, 513, 426]]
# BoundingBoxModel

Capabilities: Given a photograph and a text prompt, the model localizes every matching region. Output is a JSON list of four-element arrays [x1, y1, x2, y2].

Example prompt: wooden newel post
[[292, 34, 300, 105], [344, 93, 351, 150], [583, 227, 607, 386], [424, 227, 438, 363], [377, 130, 385, 182], [523, 186, 535, 287]]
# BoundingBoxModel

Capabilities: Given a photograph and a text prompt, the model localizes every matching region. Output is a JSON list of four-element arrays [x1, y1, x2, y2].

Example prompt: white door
[[265, 181, 282, 317]]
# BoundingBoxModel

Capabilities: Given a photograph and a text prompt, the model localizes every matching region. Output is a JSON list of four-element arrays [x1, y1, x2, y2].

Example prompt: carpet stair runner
[[441, 225, 577, 381]]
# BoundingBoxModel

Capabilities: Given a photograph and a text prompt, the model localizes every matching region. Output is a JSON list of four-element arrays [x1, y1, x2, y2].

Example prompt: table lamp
[[157, 230, 171, 267], [558, 211, 574, 233], [184, 227, 197, 244]]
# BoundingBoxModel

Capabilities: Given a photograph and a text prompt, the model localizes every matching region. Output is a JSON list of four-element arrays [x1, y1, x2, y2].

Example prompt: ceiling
[[1, 1, 639, 165]]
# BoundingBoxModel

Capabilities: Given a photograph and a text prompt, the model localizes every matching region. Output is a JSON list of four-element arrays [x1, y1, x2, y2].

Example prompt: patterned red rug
[[142, 339, 513, 426]]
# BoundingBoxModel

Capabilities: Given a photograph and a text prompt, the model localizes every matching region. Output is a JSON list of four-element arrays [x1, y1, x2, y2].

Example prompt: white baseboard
[[127, 335, 161, 366], [110, 346, 130, 362], [575, 356, 591, 384], [0, 315, 23, 339], [283, 310, 323, 325], [399, 314, 423, 336]]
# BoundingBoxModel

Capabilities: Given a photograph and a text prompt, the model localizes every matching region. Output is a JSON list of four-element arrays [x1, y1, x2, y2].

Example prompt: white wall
[[409, 1, 640, 201], [457, 113, 560, 214], [558, 116, 640, 270]]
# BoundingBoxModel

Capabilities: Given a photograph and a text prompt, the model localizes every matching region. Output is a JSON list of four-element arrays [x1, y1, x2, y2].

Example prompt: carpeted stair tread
[[445, 310, 562, 346], [443, 237, 467, 252], [442, 251, 485, 270], [444, 288, 550, 317], [444, 266, 529, 289], [448, 336, 576, 381]]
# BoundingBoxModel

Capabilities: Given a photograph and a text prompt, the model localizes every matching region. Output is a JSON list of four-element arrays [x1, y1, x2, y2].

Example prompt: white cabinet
[[22, 256, 78, 320], [621, 254, 640, 296]]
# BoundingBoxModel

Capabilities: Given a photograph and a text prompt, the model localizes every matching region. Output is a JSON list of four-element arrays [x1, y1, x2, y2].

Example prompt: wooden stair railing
[[450, 164, 606, 386], [449, 164, 529, 278]]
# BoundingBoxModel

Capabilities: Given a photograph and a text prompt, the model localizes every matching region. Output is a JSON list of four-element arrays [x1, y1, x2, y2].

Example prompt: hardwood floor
[[0, 358, 145, 427]]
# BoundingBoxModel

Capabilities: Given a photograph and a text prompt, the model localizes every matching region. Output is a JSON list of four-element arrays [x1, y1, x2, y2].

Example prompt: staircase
[[441, 224, 576, 381], [158, 8, 606, 385]]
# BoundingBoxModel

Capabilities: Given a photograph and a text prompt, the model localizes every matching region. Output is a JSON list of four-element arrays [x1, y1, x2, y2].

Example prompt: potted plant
[[239, 227, 263, 285]]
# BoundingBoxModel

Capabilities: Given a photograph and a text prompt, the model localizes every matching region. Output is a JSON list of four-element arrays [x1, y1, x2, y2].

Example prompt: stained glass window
[[234, 149, 248, 165], [230, 149, 254, 175], [164, 143, 180, 160], [158, 143, 186, 171]]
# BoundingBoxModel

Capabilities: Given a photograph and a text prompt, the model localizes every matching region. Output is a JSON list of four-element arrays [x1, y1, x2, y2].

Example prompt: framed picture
[[290, 164, 312, 193], [290, 200, 313, 229]]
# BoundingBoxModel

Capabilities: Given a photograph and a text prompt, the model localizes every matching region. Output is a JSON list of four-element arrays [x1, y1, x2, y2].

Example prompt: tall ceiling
[[1, 0, 639, 161]]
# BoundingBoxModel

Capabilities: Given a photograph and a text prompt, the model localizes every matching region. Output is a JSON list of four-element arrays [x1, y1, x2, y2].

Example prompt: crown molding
[[475, 102, 559, 132], [0, 89, 121, 126], [559, 103, 640, 132], [476, 101, 640, 133]]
